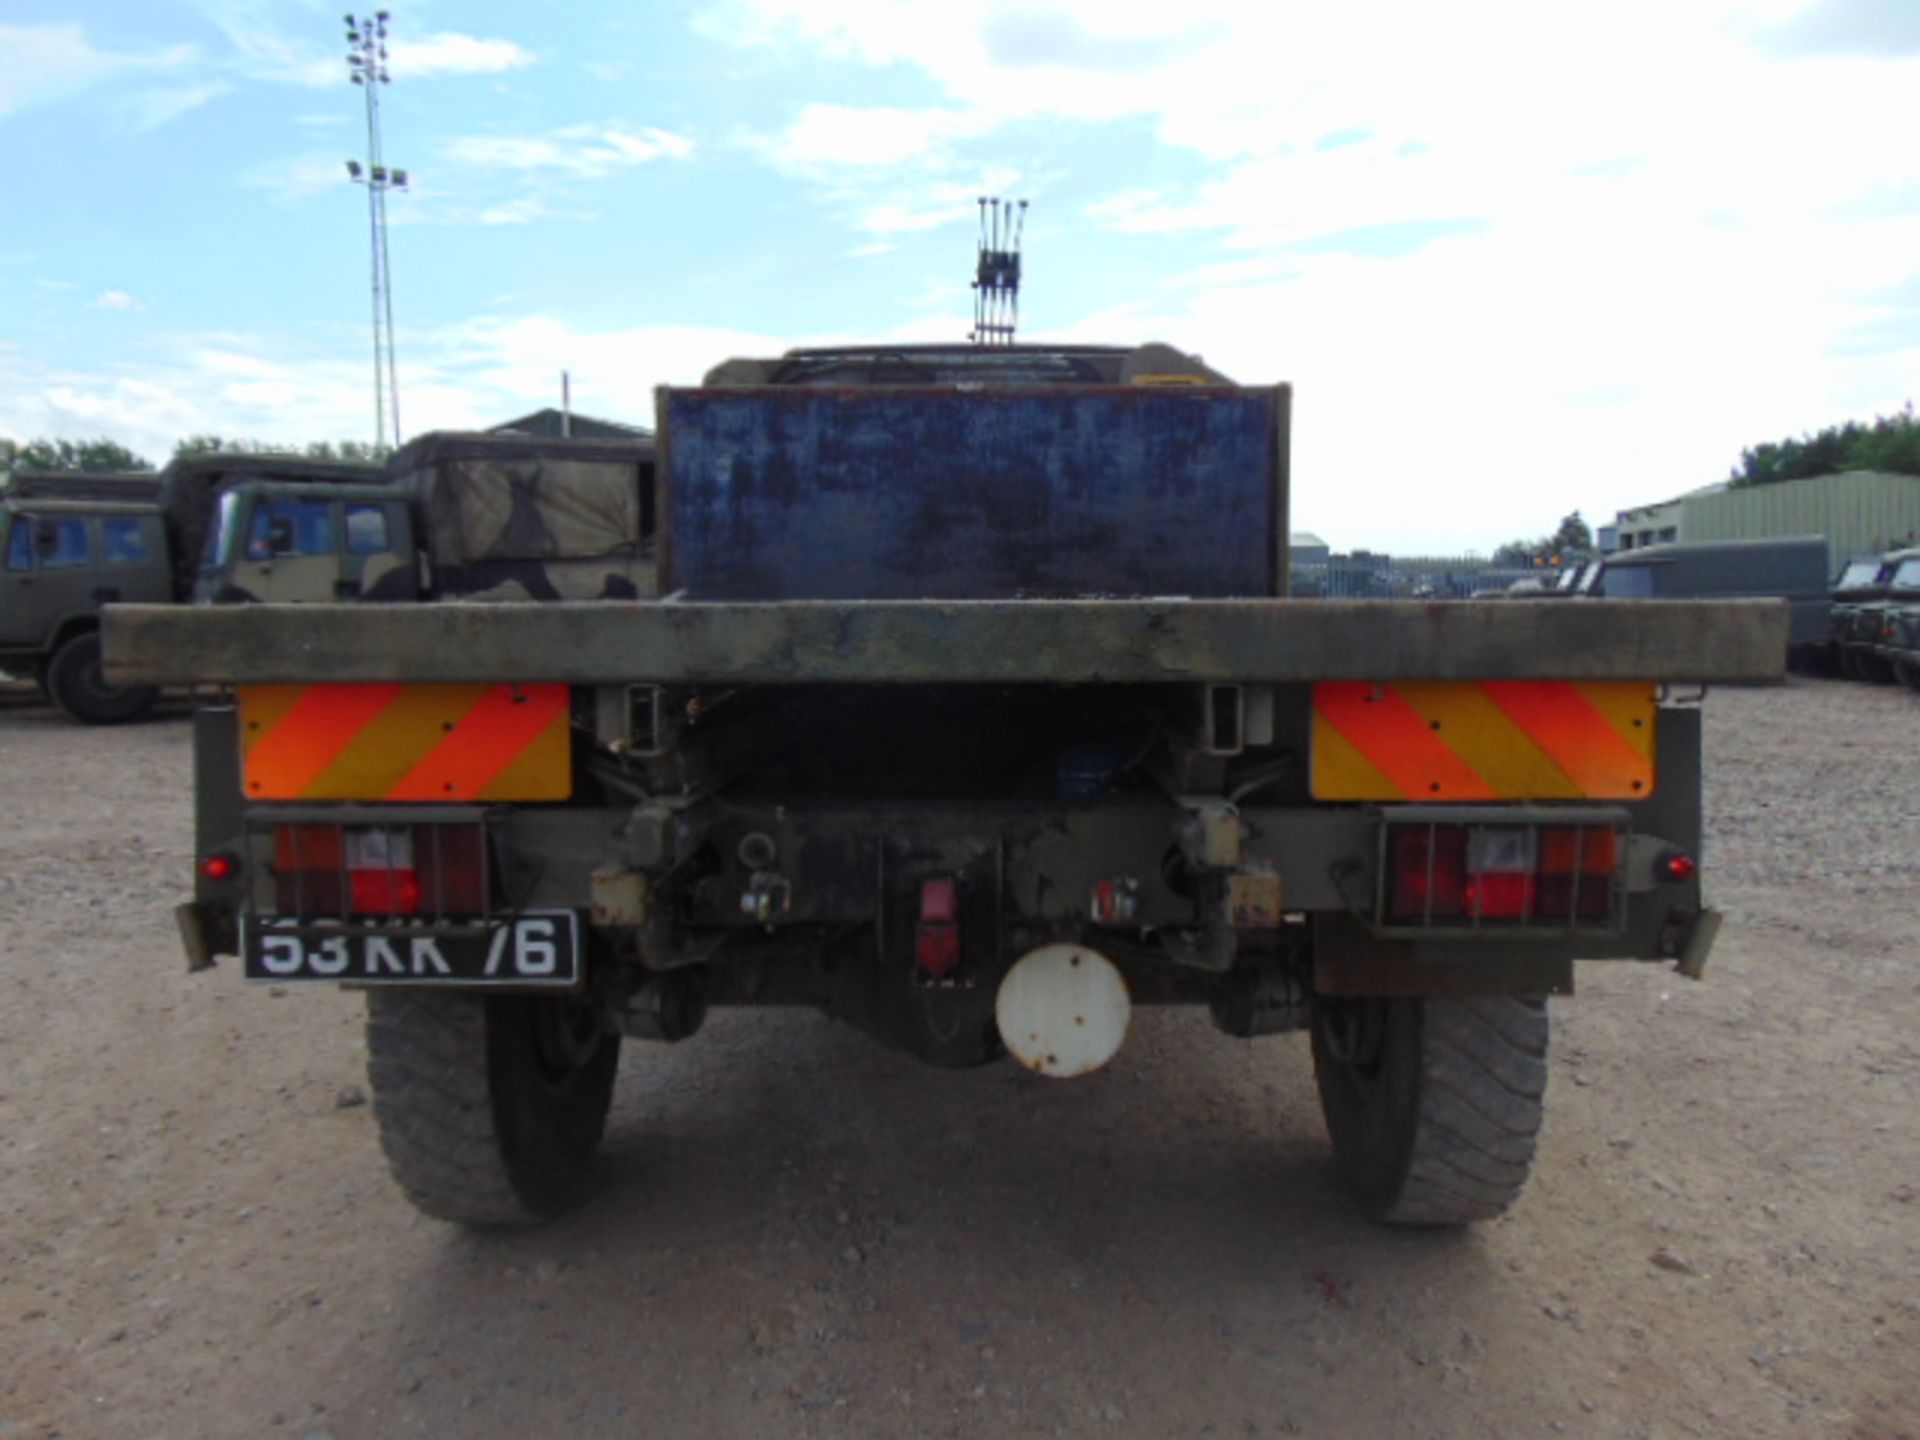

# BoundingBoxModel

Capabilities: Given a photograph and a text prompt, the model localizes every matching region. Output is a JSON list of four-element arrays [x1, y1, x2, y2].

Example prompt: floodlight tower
[[344, 11, 408, 449], [969, 197, 1027, 346]]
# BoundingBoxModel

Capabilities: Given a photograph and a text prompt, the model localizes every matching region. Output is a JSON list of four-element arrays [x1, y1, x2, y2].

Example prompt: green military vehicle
[[1, 455, 377, 722], [1829, 553, 1897, 681], [192, 431, 655, 607], [107, 342, 1785, 1230], [1862, 547, 1920, 689]]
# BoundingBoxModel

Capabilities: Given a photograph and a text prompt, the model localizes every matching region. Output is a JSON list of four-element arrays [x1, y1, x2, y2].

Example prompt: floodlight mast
[[969, 197, 1027, 346], [344, 11, 407, 449]]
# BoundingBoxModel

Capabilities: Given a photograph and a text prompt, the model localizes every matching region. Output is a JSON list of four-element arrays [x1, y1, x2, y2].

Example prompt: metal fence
[[1292, 555, 1541, 600]]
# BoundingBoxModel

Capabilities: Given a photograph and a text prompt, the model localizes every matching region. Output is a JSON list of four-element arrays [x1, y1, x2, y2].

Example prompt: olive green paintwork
[[0, 499, 174, 668], [193, 482, 419, 605]]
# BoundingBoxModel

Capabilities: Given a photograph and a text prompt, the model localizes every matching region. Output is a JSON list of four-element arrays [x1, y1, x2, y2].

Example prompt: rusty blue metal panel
[[660, 386, 1284, 600]]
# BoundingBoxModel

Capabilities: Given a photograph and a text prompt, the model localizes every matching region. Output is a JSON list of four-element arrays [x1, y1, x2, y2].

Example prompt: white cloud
[[240, 153, 359, 204], [0, 23, 198, 120], [118, 80, 230, 133], [768, 104, 995, 171], [0, 317, 787, 463], [444, 124, 694, 179], [389, 33, 534, 79], [90, 291, 145, 312], [197, 3, 531, 88], [696, 0, 1920, 550]]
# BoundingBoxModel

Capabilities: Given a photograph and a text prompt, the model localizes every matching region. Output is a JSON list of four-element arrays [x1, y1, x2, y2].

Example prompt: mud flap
[[1672, 907, 1723, 981]]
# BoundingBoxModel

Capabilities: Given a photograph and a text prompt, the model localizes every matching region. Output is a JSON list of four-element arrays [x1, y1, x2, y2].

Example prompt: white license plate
[[241, 912, 580, 987]]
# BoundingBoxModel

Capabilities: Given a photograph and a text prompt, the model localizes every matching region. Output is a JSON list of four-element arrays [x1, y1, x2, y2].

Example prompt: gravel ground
[[1, 676, 1915, 1440]]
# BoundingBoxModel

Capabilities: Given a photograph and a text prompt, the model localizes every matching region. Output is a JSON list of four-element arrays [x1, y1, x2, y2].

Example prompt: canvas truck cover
[[2, 470, 163, 502], [388, 432, 655, 601]]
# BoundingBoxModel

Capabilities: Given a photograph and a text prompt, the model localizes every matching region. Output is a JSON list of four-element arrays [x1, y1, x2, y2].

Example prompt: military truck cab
[[0, 454, 381, 722], [194, 482, 421, 605], [1830, 553, 1897, 681], [0, 497, 173, 720], [1863, 548, 1920, 688]]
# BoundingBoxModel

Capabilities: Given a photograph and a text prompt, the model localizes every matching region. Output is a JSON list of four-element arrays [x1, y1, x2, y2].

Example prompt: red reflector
[[1465, 871, 1536, 919], [1389, 827, 1467, 921], [1539, 827, 1616, 875], [919, 877, 958, 923], [275, 824, 341, 871], [199, 853, 236, 881], [1658, 851, 1696, 883], [350, 869, 421, 915]]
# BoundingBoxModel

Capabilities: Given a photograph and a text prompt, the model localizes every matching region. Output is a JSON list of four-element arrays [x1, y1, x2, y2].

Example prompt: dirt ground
[[1, 677, 1915, 1440]]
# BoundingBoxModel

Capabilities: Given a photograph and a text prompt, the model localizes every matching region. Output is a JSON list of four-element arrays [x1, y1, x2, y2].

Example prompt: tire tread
[[365, 991, 545, 1227], [1384, 995, 1549, 1225]]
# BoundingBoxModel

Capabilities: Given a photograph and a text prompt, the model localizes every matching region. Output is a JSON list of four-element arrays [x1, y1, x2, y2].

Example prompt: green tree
[[5, 436, 153, 471], [173, 435, 388, 462], [1730, 405, 1919, 486], [1551, 510, 1592, 554], [1493, 511, 1593, 568]]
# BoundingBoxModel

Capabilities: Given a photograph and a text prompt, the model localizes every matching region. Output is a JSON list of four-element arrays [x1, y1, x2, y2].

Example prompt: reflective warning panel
[[238, 684, 571, 802], [1311, 681, 1656, 801]]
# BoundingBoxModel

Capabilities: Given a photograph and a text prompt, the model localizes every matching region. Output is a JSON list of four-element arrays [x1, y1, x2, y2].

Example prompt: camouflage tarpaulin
[[419, 457, 641, 566]]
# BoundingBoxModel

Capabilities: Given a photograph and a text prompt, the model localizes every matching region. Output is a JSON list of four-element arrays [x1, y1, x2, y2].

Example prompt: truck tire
[[1311, 994, 1548, 1226], [44, 632, 159, 724], [365, 989, 621, 1227]]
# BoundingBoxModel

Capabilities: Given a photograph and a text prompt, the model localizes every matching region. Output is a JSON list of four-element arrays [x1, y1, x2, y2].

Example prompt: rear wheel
[[45, 631, 158, 724], [365, 989, 621, 1226], [1311, 993, 1549, 1226]]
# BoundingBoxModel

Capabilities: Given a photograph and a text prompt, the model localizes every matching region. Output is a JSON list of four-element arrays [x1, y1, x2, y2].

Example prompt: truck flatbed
[[104, 596, 1787, 686]]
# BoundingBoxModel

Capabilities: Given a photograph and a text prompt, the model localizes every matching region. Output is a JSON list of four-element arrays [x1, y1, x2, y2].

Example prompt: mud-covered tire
[[1311, 994, 1548, 1226], [1895, 657, 1920, 692], [45, 631, 158, 724], [365, 989, 621, 1227]]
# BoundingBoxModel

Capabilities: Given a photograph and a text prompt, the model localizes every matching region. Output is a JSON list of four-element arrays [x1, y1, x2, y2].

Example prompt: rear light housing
[[915, 876, 962, 979], [1381, 813, 1625, 930], [270, 820, 489, 919]]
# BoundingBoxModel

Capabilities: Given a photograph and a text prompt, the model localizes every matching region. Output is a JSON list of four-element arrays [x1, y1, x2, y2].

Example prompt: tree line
[[2, 435, 391, 474], [1728, 403, 1920, 487], [1491, 511, 1593, 568]]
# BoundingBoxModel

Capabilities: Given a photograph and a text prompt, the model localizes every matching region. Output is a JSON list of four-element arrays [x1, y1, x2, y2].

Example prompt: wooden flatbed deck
[[104, 598, 1788, 686]]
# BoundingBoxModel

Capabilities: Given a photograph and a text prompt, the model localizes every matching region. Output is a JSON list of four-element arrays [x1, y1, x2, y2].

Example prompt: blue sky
[[2, 0, 1917, 553]]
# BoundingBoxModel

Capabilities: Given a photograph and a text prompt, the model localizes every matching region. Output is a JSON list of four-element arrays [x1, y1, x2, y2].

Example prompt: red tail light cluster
[[272, 823, 488, 918], [915, 876, 961, 979], [1387, 823, 1619, 926]]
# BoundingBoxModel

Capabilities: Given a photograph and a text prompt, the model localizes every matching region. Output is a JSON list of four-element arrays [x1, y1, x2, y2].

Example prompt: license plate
[[242, 912, 580, 987]]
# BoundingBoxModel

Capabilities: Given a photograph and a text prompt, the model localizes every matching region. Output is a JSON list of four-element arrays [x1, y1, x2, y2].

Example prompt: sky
[[1, 0, 1917, 555]]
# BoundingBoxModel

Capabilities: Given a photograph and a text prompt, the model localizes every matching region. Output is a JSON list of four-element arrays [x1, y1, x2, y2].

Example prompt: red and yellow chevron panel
[[237, 683, 571, 802], [1311, 681, 1656, 801]]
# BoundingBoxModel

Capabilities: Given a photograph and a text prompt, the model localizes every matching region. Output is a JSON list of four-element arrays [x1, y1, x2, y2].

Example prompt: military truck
[[1830, 553, 1898, 681], [0, 453, 378, 722], [1593, 538, 1830, 671], [1861, 547, 1920, 689], [192, 431, 655, 607], [106, 342, 1785, 1230]]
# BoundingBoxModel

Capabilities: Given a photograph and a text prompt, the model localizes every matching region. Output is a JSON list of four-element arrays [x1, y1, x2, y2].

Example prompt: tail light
[[272, 822, 488, 918], [1386, 821, 1619, 926], [915, 876, 962, 979]]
